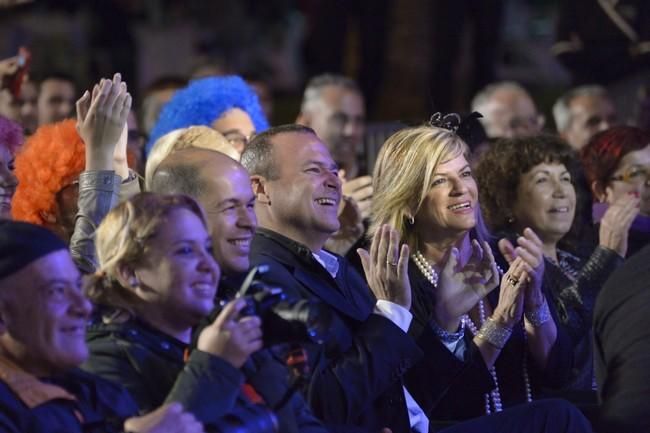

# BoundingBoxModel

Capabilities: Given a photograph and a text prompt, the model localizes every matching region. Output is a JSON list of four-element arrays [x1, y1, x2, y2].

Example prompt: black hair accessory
[[428, 111, 487, 150]]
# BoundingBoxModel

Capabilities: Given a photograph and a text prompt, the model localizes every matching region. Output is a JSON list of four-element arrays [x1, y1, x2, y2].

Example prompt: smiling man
[[150, 147, 328, 433], [0, 220, 203, 433], [151, 148, 256, 276]]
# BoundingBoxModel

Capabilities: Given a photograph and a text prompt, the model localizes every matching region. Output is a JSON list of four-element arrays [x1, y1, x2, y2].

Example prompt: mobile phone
[[8, 46, 31, 98]]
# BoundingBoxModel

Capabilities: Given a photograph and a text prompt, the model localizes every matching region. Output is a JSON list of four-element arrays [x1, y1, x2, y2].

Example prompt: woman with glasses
[[580, 126, 650, 257], [476, 134, 637, 396]]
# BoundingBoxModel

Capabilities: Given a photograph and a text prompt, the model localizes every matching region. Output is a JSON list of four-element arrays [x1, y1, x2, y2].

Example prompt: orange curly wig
[[12, 119, 85, 225]]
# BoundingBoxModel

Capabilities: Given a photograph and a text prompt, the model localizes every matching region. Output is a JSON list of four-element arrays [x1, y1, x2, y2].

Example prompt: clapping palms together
[[435, 239, 500, 322]]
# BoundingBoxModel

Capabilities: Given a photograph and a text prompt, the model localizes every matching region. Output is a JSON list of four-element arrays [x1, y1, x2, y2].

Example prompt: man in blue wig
[[146, 76, 269, 158]]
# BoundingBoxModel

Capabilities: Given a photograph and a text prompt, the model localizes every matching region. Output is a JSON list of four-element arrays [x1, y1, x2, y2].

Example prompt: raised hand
[[76, 73, 132, 176], [342, 175, 373, 220], [498, 227, 545, 309], [491, 257, 530, 328], [357, 224, 411, 309], [197, 298, 263, 368], [123, 402, 204, 433], [434, 239, 500, 330], [599, 192, 640, 257], [325, 195, 365, 255]]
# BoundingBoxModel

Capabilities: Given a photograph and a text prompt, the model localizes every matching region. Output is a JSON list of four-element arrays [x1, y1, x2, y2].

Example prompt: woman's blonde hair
[[369, 125, 469, 251], [85, 192, 209, 318], [144, 126, 238, 190]]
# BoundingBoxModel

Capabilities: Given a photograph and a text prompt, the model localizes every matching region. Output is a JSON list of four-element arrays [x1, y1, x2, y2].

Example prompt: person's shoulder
[[68, 368, 139, 413]]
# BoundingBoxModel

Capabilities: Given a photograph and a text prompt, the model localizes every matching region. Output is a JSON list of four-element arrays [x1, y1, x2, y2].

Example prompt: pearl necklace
[[413, 251, 439, 287], [412, 250, 532, 414]]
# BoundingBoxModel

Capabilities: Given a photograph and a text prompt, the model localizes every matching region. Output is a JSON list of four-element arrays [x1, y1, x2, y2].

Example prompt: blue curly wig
[[145, 75, 269, 156]]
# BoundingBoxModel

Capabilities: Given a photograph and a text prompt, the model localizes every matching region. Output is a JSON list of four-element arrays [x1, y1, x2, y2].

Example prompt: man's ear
[[251, 175, 271, 204], [296, 111, 311, 127]]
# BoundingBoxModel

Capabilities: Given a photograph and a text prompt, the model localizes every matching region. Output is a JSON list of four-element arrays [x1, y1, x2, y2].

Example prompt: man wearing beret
[[0, 220, 204, 433]]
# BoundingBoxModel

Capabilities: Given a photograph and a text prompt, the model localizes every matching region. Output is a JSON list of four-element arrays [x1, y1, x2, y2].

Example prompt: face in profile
[[415, 153, 478, 239], [263, 132, 341, 246], [512, 162, 576, 242], [604, 145, 650, 216], [212, 108, 256, 156], [0, 145, 17, 219], [0, 249, 92, 376], [130, 208, 220, 329]]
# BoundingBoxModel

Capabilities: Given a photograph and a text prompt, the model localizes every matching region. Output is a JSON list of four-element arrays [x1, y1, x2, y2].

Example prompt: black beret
[[0, 220, 68, 280]]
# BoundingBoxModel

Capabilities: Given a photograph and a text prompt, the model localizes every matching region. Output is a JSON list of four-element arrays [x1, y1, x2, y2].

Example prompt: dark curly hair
[[475, 134, 580, 233]]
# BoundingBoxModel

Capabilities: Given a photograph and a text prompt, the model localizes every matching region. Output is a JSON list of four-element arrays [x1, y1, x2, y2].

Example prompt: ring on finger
[[506, 276, 519, 285], [386, 259, 398, 266]]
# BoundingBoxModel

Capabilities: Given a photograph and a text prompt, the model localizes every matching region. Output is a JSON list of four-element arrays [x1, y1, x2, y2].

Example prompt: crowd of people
[[0, 37, 648, 433]]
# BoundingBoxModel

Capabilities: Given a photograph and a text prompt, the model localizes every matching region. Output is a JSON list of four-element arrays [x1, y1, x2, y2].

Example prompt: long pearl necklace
[[412, 250, 533, 414]]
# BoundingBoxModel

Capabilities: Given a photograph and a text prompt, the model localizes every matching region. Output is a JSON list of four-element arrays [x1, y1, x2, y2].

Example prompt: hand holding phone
[[0, 47, 31, 97]]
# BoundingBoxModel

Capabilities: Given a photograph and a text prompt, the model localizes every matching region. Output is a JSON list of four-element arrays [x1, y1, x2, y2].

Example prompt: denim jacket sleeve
[[69, 170, 121, 274]]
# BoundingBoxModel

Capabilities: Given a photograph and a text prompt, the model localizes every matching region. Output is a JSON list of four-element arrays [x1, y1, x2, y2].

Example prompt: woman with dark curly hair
[[475, 134, 637, 392], [580, 126, 650, 257]]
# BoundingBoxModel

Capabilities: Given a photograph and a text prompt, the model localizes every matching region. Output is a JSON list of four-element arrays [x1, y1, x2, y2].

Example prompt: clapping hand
[[357, 224, 411, 309], [434, 239, 499, 330], [76, 73, 132, 177], [342, 175, 373, 220], [599, 192, 640, 257], [498, 227, 545, 309], [325, 195, 365, 255]]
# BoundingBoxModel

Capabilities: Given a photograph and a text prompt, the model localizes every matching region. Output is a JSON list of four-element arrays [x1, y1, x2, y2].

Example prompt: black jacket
[[82, 318, 326, 433], [0, 367, 138, 433], [594, 244, 650, 433], [250, 228, 422, 433]]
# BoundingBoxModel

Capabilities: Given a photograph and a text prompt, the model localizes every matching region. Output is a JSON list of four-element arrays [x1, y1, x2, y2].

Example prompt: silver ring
[[387, 260, 398, 267], [506, 276, 519, 286]]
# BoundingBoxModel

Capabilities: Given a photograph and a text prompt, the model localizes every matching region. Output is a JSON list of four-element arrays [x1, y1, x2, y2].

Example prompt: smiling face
[[414, 153, 478, 242], [512, 162, 576, 244], [131, 208, 220, 330], [0, 145, 17, 219], [198, 160, 257, 275], [260, 131, 341, 251], [604, 144, 650, 216], [0, 249, 92, 376]]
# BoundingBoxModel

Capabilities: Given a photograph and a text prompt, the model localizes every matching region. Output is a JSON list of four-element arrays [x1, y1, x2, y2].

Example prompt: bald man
[[149, 147, 328, 433]]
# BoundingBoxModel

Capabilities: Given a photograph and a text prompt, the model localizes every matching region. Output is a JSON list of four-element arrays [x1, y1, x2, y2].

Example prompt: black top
[[594, 244, 650, 433]]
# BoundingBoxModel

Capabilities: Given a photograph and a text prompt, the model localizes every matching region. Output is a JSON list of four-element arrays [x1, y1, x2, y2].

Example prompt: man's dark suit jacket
[[250, 228, 501, 433], [594, 243, 650, 433]]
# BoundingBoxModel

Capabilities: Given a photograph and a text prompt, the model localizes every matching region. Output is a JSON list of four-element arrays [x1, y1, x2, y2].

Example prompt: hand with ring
[[357, 224, 411, 309], [492, 257, 531, 328]]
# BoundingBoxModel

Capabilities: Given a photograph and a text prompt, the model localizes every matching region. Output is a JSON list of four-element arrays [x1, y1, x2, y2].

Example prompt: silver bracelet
[[524, 298, 551, 327], [476, 317, 512, 349]]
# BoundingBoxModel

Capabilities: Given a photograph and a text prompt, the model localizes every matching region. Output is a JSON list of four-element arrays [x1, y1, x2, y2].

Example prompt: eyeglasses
[[224, 131, 255, 150], [610, 165, 650, 185]]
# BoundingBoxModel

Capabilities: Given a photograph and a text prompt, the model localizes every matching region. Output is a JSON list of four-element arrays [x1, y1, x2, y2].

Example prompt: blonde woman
[[370, 120, 572, 421], [81, 192, 263, 425]]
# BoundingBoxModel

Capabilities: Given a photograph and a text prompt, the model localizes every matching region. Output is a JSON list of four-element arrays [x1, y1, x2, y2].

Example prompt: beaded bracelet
[[476, 317, 512, 349], [430, 318, 465, 344], [524, 298, 551, 327]]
